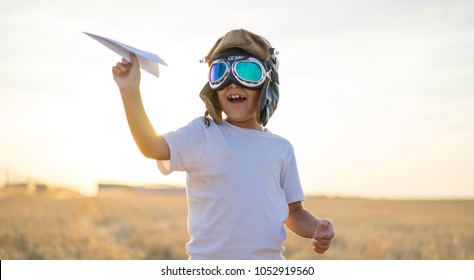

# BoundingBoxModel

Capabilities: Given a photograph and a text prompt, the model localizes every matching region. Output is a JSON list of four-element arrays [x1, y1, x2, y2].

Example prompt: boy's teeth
[[228, 94, 246, 103]]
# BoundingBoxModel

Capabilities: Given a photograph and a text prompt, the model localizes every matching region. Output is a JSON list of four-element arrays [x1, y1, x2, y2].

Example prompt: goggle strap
[[269, 70, 279, 84]]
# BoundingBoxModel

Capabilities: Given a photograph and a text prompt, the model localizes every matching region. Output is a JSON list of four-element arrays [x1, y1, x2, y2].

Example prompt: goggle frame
[[208, 57, 270, 90]]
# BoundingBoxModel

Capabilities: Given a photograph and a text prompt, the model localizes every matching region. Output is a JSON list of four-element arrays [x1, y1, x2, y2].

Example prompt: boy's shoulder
[[266, 130, 294, 148], [180, 116, 210, 131]]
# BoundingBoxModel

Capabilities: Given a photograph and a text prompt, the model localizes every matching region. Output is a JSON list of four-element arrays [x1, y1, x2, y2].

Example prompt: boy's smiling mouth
[[228, 94, 247, 104]]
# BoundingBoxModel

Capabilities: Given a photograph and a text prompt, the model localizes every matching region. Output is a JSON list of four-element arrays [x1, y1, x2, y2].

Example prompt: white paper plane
[[84, 32, 167, 78]]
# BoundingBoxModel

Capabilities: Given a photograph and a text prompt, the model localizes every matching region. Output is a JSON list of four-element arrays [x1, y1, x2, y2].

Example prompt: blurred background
[[1, 0, 473, 199]]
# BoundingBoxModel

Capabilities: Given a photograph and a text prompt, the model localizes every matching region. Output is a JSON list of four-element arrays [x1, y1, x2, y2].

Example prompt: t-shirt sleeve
[[281, 143, 305, 204], [157, 118, 205, 175]]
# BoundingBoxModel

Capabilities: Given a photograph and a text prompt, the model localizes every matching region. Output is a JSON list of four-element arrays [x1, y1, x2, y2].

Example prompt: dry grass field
[[1, 188, 473, 260]]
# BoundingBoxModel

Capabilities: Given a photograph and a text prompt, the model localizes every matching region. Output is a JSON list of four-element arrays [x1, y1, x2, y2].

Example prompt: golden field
[[0, 188, 473, 260]]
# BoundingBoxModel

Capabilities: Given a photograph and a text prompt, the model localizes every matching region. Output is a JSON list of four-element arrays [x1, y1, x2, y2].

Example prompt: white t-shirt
[[157, 117, 305, 259]]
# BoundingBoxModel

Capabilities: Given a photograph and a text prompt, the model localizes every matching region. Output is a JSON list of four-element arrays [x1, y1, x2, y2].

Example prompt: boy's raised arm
[[112, 53, 170, 160]]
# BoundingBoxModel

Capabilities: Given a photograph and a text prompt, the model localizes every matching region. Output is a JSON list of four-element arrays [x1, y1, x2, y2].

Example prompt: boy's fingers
[[130, 52, 139, 66], [313, 219, 335, 244], [313, 220, 333, 252], [120, 53, 138, 67], [112, 66, 120, 75], [313, 219, 333, 236], [313, 243, 330, 254], [115, 62, 126, 72], [313, 238, 330, 253], [313, 241, 330, 249], [313, 237, 331, 246], [316, 220, 328, 231], [315, 230, 334, 241]]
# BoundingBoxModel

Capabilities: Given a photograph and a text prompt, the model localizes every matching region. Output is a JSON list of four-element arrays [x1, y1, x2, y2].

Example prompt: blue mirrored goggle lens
[[235, 62, 262, 82], [209, 63, 228, 83]]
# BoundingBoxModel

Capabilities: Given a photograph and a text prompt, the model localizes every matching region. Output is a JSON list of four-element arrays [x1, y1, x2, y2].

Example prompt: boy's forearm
[[286, 204, 319, 238], [120, 89, 169, 160]]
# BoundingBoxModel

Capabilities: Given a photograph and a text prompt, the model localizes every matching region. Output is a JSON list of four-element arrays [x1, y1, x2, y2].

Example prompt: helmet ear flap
[[258, 46, 280, 126], [200, 83, 223, 125], [258, 78, 279, 126]]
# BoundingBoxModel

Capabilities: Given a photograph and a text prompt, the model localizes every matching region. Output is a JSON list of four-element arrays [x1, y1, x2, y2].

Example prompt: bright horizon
[[1, 0, 473, 199]]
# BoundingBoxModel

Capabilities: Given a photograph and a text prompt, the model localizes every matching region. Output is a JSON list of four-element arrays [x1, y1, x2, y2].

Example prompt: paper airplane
[[84, 32, 167, 78]]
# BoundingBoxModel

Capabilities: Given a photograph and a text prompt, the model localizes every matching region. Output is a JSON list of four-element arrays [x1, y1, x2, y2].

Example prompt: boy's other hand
[[312, 219, 334, 254], [112, 53, 141, 94]]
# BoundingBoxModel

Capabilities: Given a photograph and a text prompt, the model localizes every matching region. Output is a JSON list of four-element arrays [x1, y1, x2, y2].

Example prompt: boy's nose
[[228, 83, 240, 89]]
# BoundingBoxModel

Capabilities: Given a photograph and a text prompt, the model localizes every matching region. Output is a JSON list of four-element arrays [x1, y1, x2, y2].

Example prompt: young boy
[[112, 29, 334, 260]]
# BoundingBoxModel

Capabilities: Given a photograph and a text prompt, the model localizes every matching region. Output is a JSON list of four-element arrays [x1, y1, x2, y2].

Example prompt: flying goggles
[[208, 56, 271, 90]]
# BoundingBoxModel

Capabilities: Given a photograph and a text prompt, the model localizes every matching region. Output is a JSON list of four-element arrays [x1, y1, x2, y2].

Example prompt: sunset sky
[[1, 0, 473, 198]]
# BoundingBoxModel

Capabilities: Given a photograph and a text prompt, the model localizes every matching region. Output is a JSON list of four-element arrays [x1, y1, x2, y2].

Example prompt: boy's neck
[[225, 118, 264, 131]]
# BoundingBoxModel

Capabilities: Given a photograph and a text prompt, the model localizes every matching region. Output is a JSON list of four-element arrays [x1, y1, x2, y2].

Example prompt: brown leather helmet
[[200, 29, 279, 126]]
